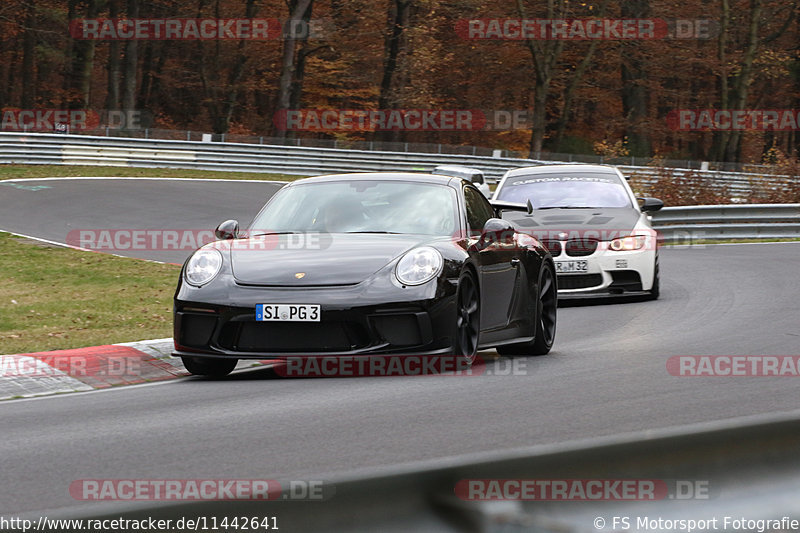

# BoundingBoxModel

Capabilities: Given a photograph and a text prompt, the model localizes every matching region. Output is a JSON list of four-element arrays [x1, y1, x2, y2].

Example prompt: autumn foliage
[[0, 0, 798, 167]]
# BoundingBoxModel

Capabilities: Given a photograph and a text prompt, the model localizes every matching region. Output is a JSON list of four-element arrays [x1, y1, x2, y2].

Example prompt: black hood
[[503, 207, 642, 240], [226, 233, 434, 286]]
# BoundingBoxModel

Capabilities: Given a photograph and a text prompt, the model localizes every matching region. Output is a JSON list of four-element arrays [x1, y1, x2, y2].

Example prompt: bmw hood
[[503, 207, 642, 239], [226, 233, 433, 286]]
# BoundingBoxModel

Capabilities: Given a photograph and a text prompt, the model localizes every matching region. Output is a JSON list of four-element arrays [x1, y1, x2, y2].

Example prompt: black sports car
[[173, 173, 557, 377]]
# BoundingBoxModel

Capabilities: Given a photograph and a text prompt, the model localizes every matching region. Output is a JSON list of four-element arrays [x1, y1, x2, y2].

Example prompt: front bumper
[[552, 244, 657, 298], [173, 284, 459, 360]]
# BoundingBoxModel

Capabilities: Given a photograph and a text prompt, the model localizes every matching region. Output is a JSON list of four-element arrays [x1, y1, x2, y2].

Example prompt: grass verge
[[0, 164, 300, 181], [0, 232, 180, 355]]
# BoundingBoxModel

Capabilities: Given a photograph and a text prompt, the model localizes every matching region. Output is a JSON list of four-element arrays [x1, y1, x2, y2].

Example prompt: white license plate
[[256, 304, 320, 322], [555, 260, 588, 273]]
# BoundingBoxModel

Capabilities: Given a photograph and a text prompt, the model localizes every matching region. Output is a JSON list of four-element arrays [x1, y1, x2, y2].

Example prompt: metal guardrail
[[1, 132, 796, 197], [1, 132, 798, 241], [32, 410, 800, 532], [652, 204, 800, 243], [5, 126, 771, 171]]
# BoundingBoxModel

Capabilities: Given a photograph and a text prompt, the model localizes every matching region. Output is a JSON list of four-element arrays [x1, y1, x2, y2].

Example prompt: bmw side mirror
[[215, 219, 239, 240], [638, 198, 664, 213]]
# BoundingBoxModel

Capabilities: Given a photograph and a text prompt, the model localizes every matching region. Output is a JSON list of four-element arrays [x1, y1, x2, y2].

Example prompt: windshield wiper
[[344, 231, 402, 234], [537, 206, 600, 210], [248, 231, 303, 236]]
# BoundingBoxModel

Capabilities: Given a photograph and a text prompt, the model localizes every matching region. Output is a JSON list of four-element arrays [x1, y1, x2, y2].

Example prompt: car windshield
[[495, 171, 633, 209], [250, 180, 457, 236]]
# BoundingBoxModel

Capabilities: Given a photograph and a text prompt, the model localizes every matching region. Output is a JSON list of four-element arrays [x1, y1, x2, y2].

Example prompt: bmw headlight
[[609, 235, 647, 251], [185, 248, 223, 286], [395, 247, 443, 286]]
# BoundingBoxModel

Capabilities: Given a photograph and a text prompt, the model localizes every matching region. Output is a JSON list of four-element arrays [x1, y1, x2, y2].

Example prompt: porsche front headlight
[[185, 248, 223, 286], [395, 247, 443, 286]]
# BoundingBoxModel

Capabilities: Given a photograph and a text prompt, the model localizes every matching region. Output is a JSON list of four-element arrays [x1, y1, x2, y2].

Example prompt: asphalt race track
[[1, 178, 800, 517], [0, 178, 286, 264]]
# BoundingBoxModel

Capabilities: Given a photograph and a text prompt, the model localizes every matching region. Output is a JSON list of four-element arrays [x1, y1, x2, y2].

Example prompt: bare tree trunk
[[552, 0, 609, 152], [69, 0, 99, 109], [122, 0, 140, 113], [274, 0, 314, 139], [620, 0, 651, 157], [290, 2, 318, 110], [552, 41, 599, 152], [21, 0, 37, 109], [376, 0, 411, 143], [709, 0, 730, 162], [723, 0, 762, 162], [106, 0, 121, 110], [61, 0, 78, 108], [518, 0, 566, 157]]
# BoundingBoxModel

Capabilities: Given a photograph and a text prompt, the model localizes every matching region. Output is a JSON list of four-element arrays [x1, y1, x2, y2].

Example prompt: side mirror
[[479, 218, 515, 247], [471, 173, 485, 185], [638, 197, 664, 213], [215, 219, 239, 240]]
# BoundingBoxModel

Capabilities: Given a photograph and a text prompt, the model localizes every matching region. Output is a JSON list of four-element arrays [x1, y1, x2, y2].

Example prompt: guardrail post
[[145, 128, 149, 139]]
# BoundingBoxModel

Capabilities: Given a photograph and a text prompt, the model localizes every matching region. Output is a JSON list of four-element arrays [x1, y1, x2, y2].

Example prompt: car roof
[[432, 165, 484, 175], [504, 164, 621, 177], [289, 172, 462, 187]]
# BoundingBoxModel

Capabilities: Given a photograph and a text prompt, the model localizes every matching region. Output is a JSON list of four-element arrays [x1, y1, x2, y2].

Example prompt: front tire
[[646, 257, 660, 300], [181, 356, 237, 377], [497, 263, 557, 356]]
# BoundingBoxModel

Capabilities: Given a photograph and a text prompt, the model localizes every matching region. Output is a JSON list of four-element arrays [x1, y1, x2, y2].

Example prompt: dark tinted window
[[464, 186, 495, 234], [252, 181, 457, 236]]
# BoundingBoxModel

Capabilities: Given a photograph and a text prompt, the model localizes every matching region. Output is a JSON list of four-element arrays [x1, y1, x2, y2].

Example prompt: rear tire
[[181, 356, 237, 377], [497, 263, 557, 356], [454, 270, 480, 365]]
